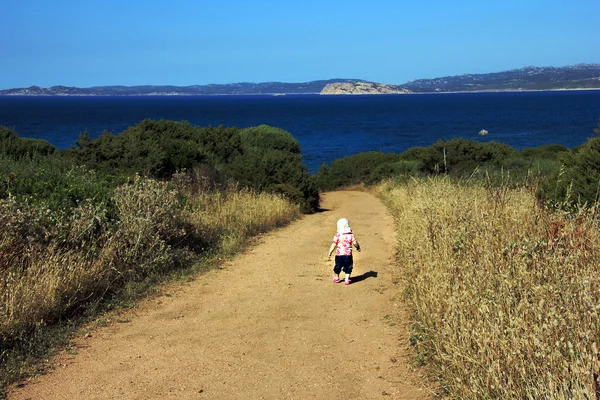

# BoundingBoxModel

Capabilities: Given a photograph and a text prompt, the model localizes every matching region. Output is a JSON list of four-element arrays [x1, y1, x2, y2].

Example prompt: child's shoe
[[345, 279, 351, 285], [333, 277, 340, 283]]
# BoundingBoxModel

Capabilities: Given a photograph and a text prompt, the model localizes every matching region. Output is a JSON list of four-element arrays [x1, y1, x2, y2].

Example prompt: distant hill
[[1, 64, 599, 95], [0, 79, 368, 96], [400, 63, 600, 92]]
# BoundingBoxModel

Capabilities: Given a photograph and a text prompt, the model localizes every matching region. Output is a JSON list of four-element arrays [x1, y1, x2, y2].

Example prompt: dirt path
[[9, 191, 432, 400]]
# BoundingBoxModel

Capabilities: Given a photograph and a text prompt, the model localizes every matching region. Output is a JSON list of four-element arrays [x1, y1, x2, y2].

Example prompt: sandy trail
[[9, 191, 431, 400]]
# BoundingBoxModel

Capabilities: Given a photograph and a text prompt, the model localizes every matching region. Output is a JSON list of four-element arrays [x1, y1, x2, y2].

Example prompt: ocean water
[[0, 91, 599, 173]]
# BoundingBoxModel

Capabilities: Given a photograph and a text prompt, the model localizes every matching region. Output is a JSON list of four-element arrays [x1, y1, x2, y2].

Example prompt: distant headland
[[320, 81, 412, 95], [1, 63, 599, 96]]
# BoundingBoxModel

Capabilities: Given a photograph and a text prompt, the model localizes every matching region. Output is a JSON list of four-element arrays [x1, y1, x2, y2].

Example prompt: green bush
[[397, 146, 430, 162], [521, 144, 569, 159], [0, 155, 119, 211], [316, 151, 402, 190], [193, 125, 243, 168], [0, 126, 56, 159], [226, 125, 319, 212], [365, 160, 423, 184], [417, 139, 516, 176], [67, 119, 212, 178], [238, 125, 301, 154], [541, 136, 600, 207]]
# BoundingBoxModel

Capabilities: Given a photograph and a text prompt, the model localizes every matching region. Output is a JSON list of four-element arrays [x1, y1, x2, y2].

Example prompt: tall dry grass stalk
[[0, 178, 299, 362], [377, 177, 600, 399], [184, 187, 300, 254]]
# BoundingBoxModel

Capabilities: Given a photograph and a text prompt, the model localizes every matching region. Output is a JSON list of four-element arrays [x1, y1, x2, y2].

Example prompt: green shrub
[[69, 121, 245, 178], [397, 146, 429, 161], [541, 136, 600, 207], [0, 126, 56, 159], [194, 125, 243, 167], [316, 151, 402, 190], [417, 139, 516, 176], [239, 125, 301, 154], [225, 125, 319, 212], [365, 160, 423, 184], [521, 144, 569, 159], [67, 119, 209, 178], [0, 155, 119, 211]]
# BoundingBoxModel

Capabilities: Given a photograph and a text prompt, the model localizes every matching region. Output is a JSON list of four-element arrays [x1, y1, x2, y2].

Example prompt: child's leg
[[343, 256, 353, 284], [333, 256, 342, 282]]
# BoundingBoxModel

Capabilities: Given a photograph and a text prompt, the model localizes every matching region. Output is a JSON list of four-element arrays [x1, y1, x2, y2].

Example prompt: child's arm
[[353, 237, 361, 252], [327, 242, 336, 259]]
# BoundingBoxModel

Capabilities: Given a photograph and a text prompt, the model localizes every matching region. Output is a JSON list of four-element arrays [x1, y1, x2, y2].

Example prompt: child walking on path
[[328, 218, 361, 285]]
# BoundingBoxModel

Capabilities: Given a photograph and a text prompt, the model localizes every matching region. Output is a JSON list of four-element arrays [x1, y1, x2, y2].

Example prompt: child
[[328, 218, 361, 285]]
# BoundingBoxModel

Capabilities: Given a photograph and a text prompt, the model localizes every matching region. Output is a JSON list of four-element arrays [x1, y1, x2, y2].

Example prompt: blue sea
[[1, 91, 599, 173]]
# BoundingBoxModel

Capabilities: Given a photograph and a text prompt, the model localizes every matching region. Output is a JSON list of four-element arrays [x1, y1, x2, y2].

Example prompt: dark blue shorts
[[334, 255, 353, 275]]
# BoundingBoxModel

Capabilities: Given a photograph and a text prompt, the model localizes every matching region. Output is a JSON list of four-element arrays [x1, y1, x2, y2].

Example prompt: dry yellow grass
[[184, 187, 300, 254], [0, 178, 299, 350], [377, 177, 600, 399]]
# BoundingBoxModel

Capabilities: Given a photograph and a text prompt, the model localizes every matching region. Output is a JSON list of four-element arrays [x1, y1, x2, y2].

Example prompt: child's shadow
[[351, 270, 378, 283]]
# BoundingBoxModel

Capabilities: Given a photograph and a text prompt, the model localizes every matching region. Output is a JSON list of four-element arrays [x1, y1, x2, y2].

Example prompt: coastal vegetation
[[66, 120, 318, 212], [0, 122, 307, 393], [316, 136, 600, 208], [3, 116, 600, 397], [0, 127, 57, 159]]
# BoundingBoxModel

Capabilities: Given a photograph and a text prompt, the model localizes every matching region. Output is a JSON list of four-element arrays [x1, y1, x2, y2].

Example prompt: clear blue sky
[[1, 0, 599, 89]]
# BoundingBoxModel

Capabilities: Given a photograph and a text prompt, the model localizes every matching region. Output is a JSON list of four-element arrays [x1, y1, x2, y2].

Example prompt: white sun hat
[[337, 218, 352, 234]]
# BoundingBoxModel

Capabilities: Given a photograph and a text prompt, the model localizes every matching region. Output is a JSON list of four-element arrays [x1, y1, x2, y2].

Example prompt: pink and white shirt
[[332, 232, 356, 256]]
